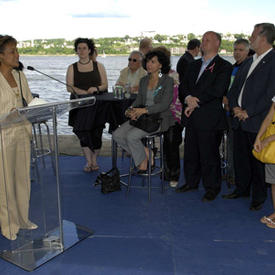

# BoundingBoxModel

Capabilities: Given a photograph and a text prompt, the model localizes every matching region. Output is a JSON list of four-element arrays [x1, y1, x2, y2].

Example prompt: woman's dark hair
[[0, 35, 17, 54], [74, 37, 95, 55], [145, 50, 171, 74]]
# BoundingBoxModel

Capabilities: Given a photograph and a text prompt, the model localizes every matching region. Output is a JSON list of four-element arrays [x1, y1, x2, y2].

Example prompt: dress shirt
[[196, 55, 216, 82], [185, 55, 215, 103], [238, 48, 273, 107]]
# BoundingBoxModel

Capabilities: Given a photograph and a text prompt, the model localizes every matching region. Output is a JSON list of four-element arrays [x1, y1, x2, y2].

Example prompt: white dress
[[0, 70, 33, 240]]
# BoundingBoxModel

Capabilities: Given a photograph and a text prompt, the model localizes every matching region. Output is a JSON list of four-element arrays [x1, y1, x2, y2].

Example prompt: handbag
[[252, 112, 275, 164], [95, 168, 121, 194], [129, 113, 161, 133], [129, 104, 161, 133]]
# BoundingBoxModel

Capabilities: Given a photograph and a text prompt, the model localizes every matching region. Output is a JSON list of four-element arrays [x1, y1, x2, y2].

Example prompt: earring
[[158, 71, 162, 78]]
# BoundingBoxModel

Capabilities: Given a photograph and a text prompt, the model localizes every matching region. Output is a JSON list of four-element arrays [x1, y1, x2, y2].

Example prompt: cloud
[[0, 0, 274, 40], [72, 13, 129, 18]]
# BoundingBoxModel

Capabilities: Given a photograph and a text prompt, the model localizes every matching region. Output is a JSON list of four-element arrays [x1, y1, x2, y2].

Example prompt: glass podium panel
[[0, 97, 95, 271]]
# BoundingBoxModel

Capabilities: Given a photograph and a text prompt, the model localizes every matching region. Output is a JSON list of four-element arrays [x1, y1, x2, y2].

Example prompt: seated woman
[[66, 38, 108, 172], [113, 50, 174, 172], [116, 50, 147, 94]]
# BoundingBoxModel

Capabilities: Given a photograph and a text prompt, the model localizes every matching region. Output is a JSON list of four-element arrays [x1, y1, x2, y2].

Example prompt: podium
[[0, 97, 95, 271]]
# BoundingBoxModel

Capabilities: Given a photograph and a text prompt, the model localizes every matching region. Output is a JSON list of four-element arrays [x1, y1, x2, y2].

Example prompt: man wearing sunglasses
[[116, 50, 147, 94]]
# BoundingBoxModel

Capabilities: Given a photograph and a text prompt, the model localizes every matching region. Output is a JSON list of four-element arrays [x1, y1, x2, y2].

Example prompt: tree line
[[18, 33, 249, 55]]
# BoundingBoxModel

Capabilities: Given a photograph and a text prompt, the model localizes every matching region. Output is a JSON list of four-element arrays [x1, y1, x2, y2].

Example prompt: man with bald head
[[177, 31, 232, 202]]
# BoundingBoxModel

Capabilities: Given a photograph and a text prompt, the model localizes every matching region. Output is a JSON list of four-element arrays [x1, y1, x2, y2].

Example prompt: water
[[20, 55, 234, 135]]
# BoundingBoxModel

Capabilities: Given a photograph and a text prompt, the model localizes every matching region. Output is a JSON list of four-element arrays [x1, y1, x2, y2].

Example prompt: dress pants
[[163, 122, 183, 181], [233, 128, 267, 204], [226, 115, 235, 181], [113, 121, 158, 167], [184, 126, 223, 195]]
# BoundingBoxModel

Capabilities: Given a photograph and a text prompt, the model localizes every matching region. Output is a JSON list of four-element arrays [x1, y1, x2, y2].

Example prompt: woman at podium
[[0, 35, 37, 240]]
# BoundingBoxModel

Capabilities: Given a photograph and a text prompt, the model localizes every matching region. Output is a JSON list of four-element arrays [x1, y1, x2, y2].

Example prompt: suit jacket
[[179, 55, 232, 130], [176, 51, 194, 84], [132, 74, 174, 132], [228, 49, 275, 133]]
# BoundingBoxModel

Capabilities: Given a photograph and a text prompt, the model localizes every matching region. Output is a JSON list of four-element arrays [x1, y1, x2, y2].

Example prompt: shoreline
[[20, 54, 234, 57]]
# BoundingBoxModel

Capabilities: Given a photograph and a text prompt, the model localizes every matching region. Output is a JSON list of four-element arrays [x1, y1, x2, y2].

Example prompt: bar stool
[[127, 132, 165, 201], [31, 121, 55, 172]]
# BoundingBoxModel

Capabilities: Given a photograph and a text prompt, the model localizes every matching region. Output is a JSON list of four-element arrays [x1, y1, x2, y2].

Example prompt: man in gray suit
[[224, 23, 275, 211]]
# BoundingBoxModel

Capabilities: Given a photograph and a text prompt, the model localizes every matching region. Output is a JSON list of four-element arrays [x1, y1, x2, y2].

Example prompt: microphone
[[27, 66, 77, 96]]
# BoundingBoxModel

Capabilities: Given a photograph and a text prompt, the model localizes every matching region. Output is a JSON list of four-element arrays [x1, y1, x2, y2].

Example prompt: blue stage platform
[[1, 155, 275, 275]]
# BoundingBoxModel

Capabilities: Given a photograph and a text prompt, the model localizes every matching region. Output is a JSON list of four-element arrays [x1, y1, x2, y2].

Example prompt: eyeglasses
[[128, 58, 138, 62]]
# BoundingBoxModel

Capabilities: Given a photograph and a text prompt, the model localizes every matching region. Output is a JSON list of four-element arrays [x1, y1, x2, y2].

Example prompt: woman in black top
[[66, 38, 108, 172]]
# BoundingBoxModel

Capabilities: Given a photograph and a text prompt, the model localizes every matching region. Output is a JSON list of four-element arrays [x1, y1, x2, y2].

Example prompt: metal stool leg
[[160, 134, 165, 193], [127, 156, 134, 193], [38, 123, 46, 167], [147, 137, 153, 201], [126, 133, 165, 200], [43, 121, 56, 174], [32, 121, 55, 174]]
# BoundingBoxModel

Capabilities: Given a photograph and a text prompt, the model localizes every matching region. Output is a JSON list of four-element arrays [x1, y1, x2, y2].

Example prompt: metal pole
[[52, 106, 64, 249]]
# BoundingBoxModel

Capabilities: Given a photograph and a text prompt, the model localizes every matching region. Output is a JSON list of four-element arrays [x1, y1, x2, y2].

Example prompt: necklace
[[79, 60, 90, 65]]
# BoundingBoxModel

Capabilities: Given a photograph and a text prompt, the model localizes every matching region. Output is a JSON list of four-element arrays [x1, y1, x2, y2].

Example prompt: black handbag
[[129, 113, 161, 133], [95, 168, 121, 194]]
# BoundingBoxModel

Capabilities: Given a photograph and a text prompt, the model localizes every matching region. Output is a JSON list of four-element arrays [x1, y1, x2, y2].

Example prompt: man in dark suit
[[176, 39, 201, 84], [176, 31, 232, 201], [223, 23, 275, 210]]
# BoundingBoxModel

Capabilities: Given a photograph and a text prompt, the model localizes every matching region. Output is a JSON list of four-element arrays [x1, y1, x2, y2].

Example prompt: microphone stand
[[27, 66, 78, 97], [26, 66, 96, 107]]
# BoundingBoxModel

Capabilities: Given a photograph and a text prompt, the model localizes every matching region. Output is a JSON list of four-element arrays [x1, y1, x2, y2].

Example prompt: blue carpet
[[1, 155, 275, 275]]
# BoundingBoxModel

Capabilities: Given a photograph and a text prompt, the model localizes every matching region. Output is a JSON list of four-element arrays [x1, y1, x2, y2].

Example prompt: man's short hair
[[139, 38, 152, 50], [187, 39, 201, 50], [255, 23, 275, 45], [213, 32, 222, 45], [234, 38, 250, 50]]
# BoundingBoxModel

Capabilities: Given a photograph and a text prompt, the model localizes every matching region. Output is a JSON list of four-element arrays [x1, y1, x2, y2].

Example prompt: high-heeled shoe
[[21, 221, 38, 230], [1, 227, 19, 241], [137, 169, 147, 175], [2, 231, 17, 241]]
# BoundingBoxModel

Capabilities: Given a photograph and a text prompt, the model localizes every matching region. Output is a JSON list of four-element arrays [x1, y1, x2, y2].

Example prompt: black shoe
[[202, 191, 217, 202], [249, 202, 264, 211], [222, 191, 249, 199], [137, 169, 147, 175], [176, 184, 198, 193]]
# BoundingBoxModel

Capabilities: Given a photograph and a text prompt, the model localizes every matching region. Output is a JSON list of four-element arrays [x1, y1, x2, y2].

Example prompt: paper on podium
[[28, 97, 48, 106]]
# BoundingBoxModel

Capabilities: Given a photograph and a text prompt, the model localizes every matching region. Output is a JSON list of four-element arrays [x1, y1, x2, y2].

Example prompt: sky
[[0, 0, 274, 41]]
